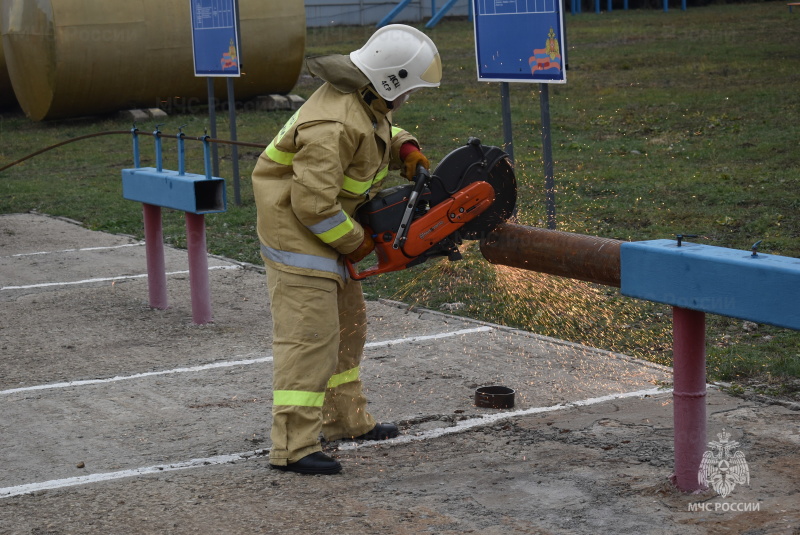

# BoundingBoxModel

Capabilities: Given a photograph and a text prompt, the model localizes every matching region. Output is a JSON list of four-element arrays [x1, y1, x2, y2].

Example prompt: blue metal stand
[[122, 129, 227, 215], [377, 0, 414, 27], [426, 0, 461, 28], [121, 128, 228, 324]]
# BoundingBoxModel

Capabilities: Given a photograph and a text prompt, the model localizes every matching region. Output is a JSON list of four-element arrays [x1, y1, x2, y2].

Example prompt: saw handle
[[412, 163, 429, 184], [393, 164, 430, 250], [346, 164, 429, 280]]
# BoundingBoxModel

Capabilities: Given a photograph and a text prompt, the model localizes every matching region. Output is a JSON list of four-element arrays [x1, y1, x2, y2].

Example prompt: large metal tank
[[1, 0, 305, 121], [0, 10, 16, 109]]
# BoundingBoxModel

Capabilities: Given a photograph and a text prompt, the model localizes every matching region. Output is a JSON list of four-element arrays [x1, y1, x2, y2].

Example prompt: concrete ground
[[0, 213, 798, 535]]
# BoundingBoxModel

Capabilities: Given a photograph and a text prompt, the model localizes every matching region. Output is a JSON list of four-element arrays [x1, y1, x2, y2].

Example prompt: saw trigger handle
[[392, 164, 430, 250]]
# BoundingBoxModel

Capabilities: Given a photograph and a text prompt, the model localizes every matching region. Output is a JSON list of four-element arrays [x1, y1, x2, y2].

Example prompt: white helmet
[[350, 25, 442, 102]]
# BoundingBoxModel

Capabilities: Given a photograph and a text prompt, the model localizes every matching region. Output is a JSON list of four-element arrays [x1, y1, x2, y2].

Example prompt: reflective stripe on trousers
[[272, 366, 360, 408]]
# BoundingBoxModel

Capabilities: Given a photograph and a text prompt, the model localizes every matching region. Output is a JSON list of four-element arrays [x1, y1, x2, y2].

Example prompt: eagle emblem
[[698, 429, 750, 498]]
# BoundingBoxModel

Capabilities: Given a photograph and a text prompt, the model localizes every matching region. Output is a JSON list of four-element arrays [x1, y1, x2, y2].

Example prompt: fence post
[[142, 203, 168, 310], [185, 213, 213, 324]]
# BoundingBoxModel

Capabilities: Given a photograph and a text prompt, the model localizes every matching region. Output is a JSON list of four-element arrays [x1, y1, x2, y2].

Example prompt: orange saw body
[[346, 138, 516, 280]]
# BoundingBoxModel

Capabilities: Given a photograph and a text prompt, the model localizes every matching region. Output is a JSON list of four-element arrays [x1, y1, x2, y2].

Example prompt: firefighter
[[252, 25, 442, 475]]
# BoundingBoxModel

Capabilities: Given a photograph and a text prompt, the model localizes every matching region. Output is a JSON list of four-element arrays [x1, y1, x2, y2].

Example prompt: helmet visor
[[420, 53, 442, 85]]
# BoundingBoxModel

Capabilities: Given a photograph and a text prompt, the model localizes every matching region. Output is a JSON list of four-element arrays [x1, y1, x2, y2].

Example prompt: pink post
[[185, 212, 213, 324], [671, 306, 707, 492], [142, 203, 168, 309]]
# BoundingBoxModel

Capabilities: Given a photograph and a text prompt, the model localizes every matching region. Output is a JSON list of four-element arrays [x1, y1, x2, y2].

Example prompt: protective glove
[[345, 234, 375, 263], [402, 149, 430, 181]]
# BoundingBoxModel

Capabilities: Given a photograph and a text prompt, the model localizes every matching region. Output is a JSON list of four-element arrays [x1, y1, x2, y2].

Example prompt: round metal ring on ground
[[474, 386, 515, 409]]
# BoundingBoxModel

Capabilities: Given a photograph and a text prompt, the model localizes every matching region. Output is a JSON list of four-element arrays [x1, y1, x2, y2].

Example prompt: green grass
[[2, 2, 799, 392]]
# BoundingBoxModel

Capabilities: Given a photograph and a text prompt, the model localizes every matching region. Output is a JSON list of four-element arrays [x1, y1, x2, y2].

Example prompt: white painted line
[[0, 354, 274, 396], [338, 386, 672, 450], [7, 242, 145, 258], [0, 450, 266, 499], [1, 265, 240, 291], [0, 326, 493, 396], [364, 326, 492, 348], [0, 386, 669, 499]]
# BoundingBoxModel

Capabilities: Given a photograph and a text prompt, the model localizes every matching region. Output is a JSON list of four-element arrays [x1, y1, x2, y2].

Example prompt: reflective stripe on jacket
[[252, 81, 417, 283]]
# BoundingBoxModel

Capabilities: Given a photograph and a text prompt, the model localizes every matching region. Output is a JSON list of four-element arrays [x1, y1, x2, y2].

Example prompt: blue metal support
[[500, 83, 514, 165], [131, 126, 140, 168], [202, 133, 213, 180], [426, 0, 460, 28], [153, 124, 164, 173], [620, 239, 800, 330], [226, 77, 241, 206], [377, 0, 414, 28], [177, 125, 187, 176]]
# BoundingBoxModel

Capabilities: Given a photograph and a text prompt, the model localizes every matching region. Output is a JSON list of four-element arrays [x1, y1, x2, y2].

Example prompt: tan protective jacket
[[252, 55, 418, 283]]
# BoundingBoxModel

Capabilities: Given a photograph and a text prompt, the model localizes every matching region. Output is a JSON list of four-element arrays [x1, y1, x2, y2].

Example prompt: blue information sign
[[190, 0, 241, 77], [473, 0, 566, 83]]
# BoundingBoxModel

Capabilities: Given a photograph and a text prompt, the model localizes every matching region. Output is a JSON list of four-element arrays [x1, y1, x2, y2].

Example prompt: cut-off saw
[[346, 137, 517, 280]]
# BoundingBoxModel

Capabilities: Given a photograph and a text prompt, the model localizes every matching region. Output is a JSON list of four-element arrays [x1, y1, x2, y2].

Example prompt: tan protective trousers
[[266, 265, 376, 465]]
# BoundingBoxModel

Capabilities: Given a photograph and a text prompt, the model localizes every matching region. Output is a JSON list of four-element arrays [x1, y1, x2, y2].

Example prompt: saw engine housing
[[346, 138, 516, 280]]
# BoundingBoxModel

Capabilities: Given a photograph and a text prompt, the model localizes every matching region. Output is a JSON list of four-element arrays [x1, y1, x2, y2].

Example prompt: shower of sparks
[[387, 243, 674, 369]]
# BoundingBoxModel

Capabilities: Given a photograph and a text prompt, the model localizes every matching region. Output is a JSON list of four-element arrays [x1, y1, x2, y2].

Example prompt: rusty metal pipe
[[479, 223, 622, 287]]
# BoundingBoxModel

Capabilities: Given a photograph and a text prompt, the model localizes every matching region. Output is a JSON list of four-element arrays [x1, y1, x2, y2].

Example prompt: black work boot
[[354, 422, 400, 440], [270, 451, 342, 475]]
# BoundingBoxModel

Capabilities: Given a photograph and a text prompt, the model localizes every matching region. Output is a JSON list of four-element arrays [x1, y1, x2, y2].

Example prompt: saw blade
[[427, 138, 517, 239]]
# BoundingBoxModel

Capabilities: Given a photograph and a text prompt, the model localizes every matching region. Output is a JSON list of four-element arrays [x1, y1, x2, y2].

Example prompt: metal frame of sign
[[190, 0, 242, 77], [473, 0, 567, 84]]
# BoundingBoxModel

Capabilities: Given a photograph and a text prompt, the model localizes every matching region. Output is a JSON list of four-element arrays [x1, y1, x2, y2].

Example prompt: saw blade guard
[[427, 138, 517, 239]]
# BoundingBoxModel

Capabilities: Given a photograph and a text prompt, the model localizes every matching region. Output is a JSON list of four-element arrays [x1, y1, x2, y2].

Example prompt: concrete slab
[[0, 213, 797, 534]]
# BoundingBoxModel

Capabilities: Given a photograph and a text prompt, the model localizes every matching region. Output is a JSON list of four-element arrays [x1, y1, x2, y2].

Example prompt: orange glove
[[402, 149, 430, 181], [345, 234, 375, 263]]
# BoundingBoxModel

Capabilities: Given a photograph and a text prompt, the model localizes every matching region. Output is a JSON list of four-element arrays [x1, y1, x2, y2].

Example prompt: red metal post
[[185, 212, 213, 324], [142, 203, 168, 309], [671, 306, 707, 492]]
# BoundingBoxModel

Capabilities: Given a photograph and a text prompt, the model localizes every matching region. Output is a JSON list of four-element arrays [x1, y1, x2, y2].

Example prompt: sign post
[[189, 0, 242, 205], [473, 0, 566, 229]]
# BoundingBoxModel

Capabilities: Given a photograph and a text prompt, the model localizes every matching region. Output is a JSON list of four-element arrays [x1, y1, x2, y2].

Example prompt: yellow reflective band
[[316, 212, 354, 244], [327, 367, 360, 389], [391, 126, 403, 137], [374, 166, 388, 184], [273, 389, 325, 407], [342, 174, 371, 195], [265, 141, 295, 166], [264, 109, 301, 166]]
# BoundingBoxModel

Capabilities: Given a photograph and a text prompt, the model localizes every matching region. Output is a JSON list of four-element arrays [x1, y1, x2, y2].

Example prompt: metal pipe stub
[[475, 386, 515, 409], [479, 223, 622, 287]]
